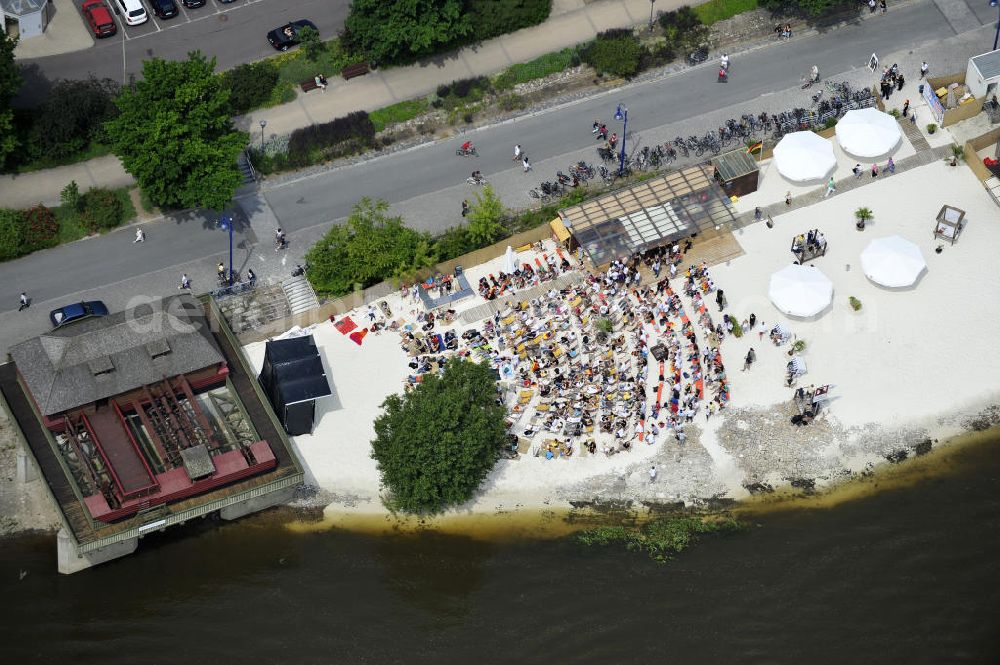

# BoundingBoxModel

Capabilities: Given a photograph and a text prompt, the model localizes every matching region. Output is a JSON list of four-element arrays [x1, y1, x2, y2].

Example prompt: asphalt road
[[261, 0, 953, 233], [16, 0, 350, 106], [0, 0, 988, 351]]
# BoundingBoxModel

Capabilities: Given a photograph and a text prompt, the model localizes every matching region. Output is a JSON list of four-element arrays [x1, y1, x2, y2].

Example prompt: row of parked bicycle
[[592, 80, 877, 163]]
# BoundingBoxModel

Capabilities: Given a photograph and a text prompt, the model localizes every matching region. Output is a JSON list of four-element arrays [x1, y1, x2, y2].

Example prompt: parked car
[[182, 0, 206, 6], [81, 0, 116, 38], [49, 301, 110, 328], [112, 0, 147, 25], [148, 0, 179, 19], [266, 19, 318, 51]]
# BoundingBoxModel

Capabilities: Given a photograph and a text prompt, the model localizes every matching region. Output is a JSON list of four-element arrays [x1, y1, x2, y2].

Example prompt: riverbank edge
[[282, 402, 1000, 539]]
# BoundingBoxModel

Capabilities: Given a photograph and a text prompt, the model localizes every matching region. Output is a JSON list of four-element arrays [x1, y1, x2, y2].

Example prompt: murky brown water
[[1, 431, 999, 664]]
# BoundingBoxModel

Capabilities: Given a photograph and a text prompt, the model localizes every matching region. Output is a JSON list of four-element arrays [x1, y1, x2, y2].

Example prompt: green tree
[[304, 197, 429, 296], [220, 61, 279, 115], [371, 358, 507, 513], [28, 77, 120, 160], [104, 52, 246, 211], [61, 180, 82, 213], [0, 33, 21, 167], [466, 184, 506, 247], [344, 0, 472, 65], [297, 25, 325, 62]]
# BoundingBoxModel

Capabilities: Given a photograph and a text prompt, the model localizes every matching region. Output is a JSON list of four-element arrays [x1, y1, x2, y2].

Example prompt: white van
[[113, 0, 148, 26]]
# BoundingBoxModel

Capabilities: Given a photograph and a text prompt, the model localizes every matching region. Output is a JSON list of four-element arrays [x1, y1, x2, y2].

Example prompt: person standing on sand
[[649, 465, 657, 483], [743, 348, 756, 371]]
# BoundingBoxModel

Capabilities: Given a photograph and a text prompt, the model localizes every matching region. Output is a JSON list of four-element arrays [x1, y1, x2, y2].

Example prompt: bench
[[300, 78, 322, 93], [341, 62, 370, 80]]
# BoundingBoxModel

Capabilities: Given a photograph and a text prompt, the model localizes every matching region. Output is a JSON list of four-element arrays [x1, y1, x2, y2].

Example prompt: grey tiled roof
[[9, 294, 224, 416]]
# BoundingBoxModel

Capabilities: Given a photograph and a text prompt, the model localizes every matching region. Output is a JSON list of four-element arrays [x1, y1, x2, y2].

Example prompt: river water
[[2, 432, 999, 664]]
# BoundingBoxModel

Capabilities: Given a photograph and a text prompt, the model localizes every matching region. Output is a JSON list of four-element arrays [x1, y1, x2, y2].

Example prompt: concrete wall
[[219, 484, 296, 521], [57, 528, 138, 575]]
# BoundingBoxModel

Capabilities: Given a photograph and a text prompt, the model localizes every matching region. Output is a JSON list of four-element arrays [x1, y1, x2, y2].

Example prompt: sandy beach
[[244, 152, 1000, 523]]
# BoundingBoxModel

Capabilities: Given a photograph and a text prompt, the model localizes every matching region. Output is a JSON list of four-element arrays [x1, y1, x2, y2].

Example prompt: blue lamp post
[[993, 0, 1000, 51], [614, 103, 628, 177], [218, 214, 234, 286]]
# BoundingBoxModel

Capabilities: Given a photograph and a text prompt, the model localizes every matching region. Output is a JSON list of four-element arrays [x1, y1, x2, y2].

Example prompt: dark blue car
[[49, 301, 109, 328]]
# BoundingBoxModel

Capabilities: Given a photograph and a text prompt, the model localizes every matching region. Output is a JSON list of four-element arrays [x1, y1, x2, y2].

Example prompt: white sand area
[[245, 158, 1000, 515]]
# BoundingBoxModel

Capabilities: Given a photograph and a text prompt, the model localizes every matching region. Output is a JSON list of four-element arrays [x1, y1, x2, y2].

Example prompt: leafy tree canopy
[[0, 33, 22, 167], [371, 358, 507, 513], [29, 77, 120, 159], [466, 184, 506, 247], [304, 197, 430, 296], [104, 52, 246, 211], [344, 0, 472, 65]]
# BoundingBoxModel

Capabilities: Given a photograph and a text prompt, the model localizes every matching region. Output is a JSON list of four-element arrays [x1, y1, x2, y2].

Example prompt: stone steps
[[281, 275, 320, 315]]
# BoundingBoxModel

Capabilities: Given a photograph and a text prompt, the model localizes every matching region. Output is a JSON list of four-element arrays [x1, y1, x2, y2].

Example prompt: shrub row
[[286, 111, 376, 167], [0, 186, 128, 262]]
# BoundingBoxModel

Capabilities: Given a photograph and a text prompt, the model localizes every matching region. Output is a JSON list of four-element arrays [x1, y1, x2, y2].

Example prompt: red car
[[82, 0, 117, 38]]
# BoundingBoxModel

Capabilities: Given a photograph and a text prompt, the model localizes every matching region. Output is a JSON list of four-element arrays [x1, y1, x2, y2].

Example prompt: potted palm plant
[[855, 206, 873, 231]]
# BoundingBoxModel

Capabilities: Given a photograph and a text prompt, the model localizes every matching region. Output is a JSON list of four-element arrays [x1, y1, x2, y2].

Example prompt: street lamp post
[[218, 215, 234, 286], [649, 0, 656, 30], [992, 0, 1000, 51], [614, 103, 628, 177], [259, 120, 267, 152]]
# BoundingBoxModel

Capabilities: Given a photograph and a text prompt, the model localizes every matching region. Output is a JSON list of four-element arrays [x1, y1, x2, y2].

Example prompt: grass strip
[[693, 0, 758, 25]]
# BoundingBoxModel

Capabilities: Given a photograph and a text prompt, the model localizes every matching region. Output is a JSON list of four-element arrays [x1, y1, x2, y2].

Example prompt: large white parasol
[[768, 264, 834, 317], [835, 108, 902, 158], [502, 245, 518, 274], [772, 131, 837, 182], [860, 235, 926, 287]]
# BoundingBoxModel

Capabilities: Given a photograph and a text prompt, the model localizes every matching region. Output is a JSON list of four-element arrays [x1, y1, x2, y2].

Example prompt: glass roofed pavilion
[[1, 0, 49, 39], [558, 164, 739, 267]]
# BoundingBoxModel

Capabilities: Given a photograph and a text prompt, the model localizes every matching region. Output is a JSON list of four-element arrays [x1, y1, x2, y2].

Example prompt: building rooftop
[[9, 294, 223, 417]]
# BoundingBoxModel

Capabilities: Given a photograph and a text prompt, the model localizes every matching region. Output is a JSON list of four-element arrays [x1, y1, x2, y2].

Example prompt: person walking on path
[[871, 163, 879, 178], [920, 61, 929, 78], [649, 465, 657, 483], [887, 157, 895, 174], [824, 177, 836, 197], [743, 348, 756, 371], [716, 289, 726, 312], [134, 227, 145, 243], [512, 144, 521, 161], [749, 312, 757, 329], [785, 191, 792, 206], [18, 292, 29, 311], [461, 199, 469, 217], [179, 274, 191, 290], [522, 155, 532, 173], [852, 163, 862, 179], [902, 99, 910, 117], [879, 0, 887, 14]]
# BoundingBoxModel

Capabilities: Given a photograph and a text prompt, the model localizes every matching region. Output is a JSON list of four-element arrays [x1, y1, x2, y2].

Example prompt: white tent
[[860, 235, 926, 287], [835, 108, 902, 158], [768, 264, 834, 317], [772, 131, 837, 182], [502, 245, 518, 274]]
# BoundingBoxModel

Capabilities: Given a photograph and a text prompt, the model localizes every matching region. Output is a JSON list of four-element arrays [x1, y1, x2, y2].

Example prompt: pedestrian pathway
[[744, 144, 952, 226]]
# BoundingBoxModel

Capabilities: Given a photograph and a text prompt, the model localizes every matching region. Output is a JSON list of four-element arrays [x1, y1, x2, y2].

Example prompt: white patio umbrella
[[502, 245, 518, 273], [768, 264, 834, 317], [772, 131, 837, 182], [860, 235, 926, 287], [835, 108, 901, 158]]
